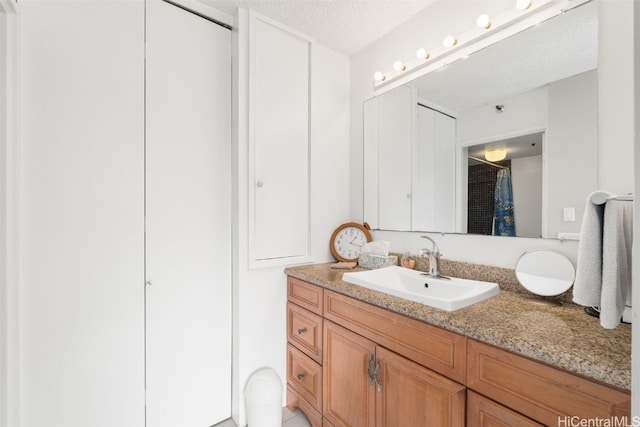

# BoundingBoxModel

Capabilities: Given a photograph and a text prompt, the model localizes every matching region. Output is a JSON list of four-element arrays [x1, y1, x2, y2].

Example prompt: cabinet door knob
[[146, 281, 153, 287], [256, 180, 264, 188], [297, 327, 307, 334], [296, 373, 304, 380]]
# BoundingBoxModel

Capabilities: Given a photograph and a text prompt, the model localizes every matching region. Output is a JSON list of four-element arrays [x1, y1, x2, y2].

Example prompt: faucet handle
[[417, 248, 431, 257], [420, 235, 440, 255]]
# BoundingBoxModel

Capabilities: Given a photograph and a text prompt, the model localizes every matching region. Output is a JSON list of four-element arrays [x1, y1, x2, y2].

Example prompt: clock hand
[[350, 235, 366, 244]]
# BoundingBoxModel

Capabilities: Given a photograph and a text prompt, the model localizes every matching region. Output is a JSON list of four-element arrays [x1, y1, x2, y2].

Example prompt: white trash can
[[245, 368, 283, 427]]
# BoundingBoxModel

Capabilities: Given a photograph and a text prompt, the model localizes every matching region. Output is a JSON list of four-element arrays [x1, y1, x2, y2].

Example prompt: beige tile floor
[[214, 407, 311, 427]]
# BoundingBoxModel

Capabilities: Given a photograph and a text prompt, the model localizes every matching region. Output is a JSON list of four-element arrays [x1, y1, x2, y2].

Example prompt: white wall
[[598, 0, 634, 195], [546, 70, 599, 237], [456, 87, 548, 145], [232, 9, 350, 425]]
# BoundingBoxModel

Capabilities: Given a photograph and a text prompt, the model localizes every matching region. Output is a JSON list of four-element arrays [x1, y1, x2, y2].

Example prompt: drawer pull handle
[[297, 373, 304, 380], [297, 328, 307, 334]]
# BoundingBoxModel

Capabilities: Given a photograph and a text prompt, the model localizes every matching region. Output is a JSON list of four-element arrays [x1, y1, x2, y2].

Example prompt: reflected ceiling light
[[476, 14, 491, 29], [416, 48, 430, 60], [485, 149, 507, 162], [516, 0, 532, 10], [373, 71, 385, 82], [443, 35, 457, 48], [393, 60, 406, 71]]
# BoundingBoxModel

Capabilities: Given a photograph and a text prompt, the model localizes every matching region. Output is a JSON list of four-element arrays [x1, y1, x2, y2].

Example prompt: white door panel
[[18, 2, 146, 426], [145, 1, 232, 425]]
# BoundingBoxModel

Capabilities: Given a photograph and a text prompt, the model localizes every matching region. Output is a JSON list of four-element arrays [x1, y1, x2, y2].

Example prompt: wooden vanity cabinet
[[467, 339, 631, 425], [323, 320, 465, 427], [467, 390, 544, 427], [287, 276, 631, 426], [287, 278, 324, 427], [287, 277, 465, 426]]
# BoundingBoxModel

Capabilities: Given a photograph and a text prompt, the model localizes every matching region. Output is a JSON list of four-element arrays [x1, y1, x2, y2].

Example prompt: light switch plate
[[563, 207, 575, 222]]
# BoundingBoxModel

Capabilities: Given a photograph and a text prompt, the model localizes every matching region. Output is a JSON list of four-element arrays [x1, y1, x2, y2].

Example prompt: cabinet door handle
[[374, 359, 382, 392], [296, 373, 304, 380], [367, 353, 375, 385], [297, 327, 307, 334]]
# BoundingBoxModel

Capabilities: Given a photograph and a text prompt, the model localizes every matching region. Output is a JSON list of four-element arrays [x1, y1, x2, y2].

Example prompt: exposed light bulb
[[516, 0, 531, 10], [443, 35, 457, 48], [476, 14, 491, 29], [416, 48, 430, 60], [485, 149, 507, 162], [393, 60, 406, 72], [373, 71, 385, 82]]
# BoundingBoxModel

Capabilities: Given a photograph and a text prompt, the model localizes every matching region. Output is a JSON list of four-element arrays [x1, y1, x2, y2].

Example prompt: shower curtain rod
[[468, 156, 508, 169]]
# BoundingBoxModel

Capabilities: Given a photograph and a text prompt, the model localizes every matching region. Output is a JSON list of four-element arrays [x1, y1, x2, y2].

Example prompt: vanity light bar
[[372, 0, 590, 93]]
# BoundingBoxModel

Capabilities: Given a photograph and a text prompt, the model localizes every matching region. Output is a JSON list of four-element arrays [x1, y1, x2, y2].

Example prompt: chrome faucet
[[417, 235, 449, 279]]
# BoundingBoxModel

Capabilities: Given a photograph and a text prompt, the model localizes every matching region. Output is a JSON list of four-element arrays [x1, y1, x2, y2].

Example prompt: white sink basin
[[342, 266, 500, 312]]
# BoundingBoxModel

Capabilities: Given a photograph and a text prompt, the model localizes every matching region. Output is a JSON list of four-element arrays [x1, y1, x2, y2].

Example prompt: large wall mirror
[[363, 1, 597, 239]]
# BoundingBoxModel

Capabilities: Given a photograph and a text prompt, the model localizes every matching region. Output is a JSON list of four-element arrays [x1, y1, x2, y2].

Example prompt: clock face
[[333, 226, 369, 261]]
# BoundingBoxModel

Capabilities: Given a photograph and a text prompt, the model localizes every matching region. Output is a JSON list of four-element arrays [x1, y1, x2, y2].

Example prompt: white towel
[[600, 200, 633, 329], [572, 191, 613, 307]]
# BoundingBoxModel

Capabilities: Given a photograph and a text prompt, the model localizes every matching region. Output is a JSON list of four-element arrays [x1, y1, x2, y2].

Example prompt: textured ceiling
[[200, 0, 436, 55], [414, 1, 598, 113]]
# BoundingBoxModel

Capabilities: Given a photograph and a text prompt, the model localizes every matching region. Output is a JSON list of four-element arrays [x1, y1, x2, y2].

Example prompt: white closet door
[[18, 2, 145, 426], [145, 1, 232, 426]]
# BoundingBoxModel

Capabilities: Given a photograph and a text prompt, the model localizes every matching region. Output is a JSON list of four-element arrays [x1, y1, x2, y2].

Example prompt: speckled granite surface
[[284, 263, 631, 391]]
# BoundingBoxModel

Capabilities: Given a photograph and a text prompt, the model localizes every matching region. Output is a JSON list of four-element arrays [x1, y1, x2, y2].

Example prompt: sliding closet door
[[145, 1, 232, 426]]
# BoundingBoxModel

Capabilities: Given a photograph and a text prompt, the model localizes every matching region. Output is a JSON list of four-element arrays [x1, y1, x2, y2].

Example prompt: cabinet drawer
[[467, 339, 631, 425], [288, 302, 323, 363], [467, 390, 543, 427], [324, 290, 466, 383], [288, 277, 323, 315], [287, 344, 322, 411]]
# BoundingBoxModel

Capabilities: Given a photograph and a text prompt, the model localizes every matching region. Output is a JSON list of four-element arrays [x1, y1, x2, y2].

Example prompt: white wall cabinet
[[18, 1, 231, 426], [249, 14, 312, 267]]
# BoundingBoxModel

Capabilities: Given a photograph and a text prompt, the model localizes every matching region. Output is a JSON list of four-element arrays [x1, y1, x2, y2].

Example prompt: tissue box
[[358, 253, 398, 270]]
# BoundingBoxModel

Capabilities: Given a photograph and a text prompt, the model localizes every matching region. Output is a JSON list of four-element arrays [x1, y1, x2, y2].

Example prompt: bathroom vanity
[[285, 263, 631, 426]]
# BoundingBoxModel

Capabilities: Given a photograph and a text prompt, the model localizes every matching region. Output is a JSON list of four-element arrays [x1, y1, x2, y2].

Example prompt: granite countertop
[[284, 263, 631, 391]]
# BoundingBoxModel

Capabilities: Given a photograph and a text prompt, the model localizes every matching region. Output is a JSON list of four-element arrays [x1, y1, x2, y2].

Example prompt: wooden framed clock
[[329, 222, 372, 262]]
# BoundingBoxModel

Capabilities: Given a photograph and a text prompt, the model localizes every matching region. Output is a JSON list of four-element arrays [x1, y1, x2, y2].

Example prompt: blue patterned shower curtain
[[493, 168, 516, 236]]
